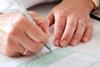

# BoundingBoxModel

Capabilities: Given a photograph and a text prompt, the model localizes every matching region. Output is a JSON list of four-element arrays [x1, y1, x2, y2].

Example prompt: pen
[[14, 0, 53, 52]]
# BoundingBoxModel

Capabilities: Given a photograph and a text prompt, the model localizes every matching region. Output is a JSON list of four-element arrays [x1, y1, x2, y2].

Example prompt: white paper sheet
[[49, 53, 99, 67]]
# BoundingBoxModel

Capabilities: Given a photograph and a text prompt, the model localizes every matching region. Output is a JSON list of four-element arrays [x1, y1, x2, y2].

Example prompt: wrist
[[88, 0, 96, 9], [63, 0, 95, 9], [82, 0, 95, 12]]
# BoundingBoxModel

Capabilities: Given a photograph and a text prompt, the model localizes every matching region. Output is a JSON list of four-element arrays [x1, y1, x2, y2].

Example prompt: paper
[[0, 47, 99, 67], [49, 53, 99, 67]]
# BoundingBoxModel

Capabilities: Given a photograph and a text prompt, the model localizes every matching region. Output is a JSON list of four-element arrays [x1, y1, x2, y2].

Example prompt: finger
[[24, 21, 48, 43], [25, 24, 48, 43], [70, 18, 86, 46], [60, 15, 77, 47], [35, 18, 50, 35], [17, 33, 43, 54], [29, 11, 49, 34], [11, 39, 33, 56], [9, 30, 33, 56], [47, 11, 54, 26], [1, 30, 23, 57], [54, 14, 66, 47], [24, 12, 49, 42], [10, 40, 25, 55], [2, 39, 20, 57], [82, 19, 93, 42]]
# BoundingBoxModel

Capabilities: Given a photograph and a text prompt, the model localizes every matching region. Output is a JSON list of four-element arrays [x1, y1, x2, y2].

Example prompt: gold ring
[[23, 50, 28, 55]]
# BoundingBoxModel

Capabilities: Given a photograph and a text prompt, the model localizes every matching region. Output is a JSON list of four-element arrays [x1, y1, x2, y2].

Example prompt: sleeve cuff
[[92, 0, 100, 8]]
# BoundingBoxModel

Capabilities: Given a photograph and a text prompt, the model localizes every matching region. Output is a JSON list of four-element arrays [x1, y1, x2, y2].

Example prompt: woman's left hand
[[47, 0, 94, 47]]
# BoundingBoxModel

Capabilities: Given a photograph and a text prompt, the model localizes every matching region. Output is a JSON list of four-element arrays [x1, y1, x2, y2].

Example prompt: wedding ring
[[23, 49, 28, 55]]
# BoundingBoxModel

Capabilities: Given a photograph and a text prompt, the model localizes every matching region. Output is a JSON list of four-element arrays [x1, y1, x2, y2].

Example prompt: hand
[[0, 11, 49, 57], [47, 0, 94, 47]]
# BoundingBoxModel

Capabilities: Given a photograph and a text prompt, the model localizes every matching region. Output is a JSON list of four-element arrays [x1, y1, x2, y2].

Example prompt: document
[[0, 47, 99, 67]]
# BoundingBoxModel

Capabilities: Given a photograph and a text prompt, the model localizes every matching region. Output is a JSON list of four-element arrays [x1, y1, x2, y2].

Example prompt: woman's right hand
[[0, 11, 49, 57]]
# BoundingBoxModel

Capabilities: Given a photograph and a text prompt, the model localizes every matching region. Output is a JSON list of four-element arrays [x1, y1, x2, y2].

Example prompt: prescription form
[[0, 2, 100, 67]]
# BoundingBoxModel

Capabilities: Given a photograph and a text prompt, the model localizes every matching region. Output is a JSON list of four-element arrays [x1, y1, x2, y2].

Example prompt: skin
[[0, 12, 49, 56], [0, 0, 95, 57], [47, 0, 94, 47]]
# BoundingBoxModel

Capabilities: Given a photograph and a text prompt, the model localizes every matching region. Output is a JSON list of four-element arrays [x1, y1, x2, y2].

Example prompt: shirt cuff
[[92, 0, 100, 8], [92, 8, 100, 19], [91, 0, 100, 19]]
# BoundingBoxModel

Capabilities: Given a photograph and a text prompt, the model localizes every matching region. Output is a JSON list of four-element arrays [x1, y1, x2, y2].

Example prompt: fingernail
[[83, 37, 88, 42], [71, 40, 77, 46], [61, 40, 67, 47], [54, 39, 60, 46]]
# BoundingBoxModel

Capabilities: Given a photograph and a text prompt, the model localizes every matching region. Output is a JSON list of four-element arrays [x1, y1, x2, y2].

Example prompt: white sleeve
[[0, 0, 55, 12], [20, 0, 55, 8]]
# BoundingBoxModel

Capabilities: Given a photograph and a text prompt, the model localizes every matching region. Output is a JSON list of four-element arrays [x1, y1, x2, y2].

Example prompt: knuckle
[[60, 10, 66, 15], [12, 14, 27, 28], [55, 11, 66, 18], [3, 44, 14, 57], [14, 14, 26, 24], [59, 13, 65, 18], [36, 20, 45, 26], [79, 21, 86, 27], [3, 42, 20, 57], [8, 30, 16, 39]]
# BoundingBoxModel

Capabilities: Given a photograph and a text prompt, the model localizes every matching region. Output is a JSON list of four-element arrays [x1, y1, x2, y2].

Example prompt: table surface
[[0, 3, 100, 67]]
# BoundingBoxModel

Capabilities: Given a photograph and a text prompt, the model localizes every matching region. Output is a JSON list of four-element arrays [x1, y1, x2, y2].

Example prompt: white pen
[[14, 0, 53, 52]]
